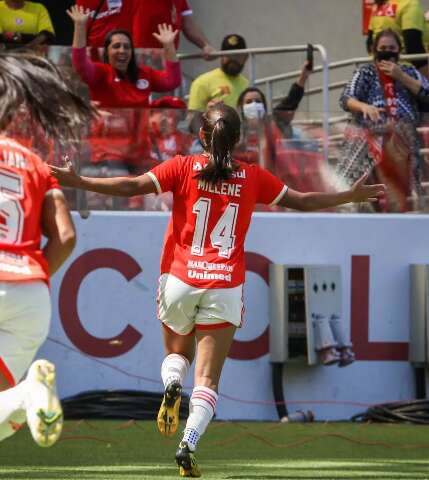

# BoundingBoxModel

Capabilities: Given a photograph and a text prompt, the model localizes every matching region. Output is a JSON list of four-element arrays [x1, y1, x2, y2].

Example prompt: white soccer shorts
[[157, 273, 244, 335], [0, 281, 51, 385]]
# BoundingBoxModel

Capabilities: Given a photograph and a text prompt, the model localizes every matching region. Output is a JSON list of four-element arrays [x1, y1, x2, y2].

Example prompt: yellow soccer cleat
[[157, 381, 182, 437], [176, 441, 201, 477], [25, 359, 63, 447]]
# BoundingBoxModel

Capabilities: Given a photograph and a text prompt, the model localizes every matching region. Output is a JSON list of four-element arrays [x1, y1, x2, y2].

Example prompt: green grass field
[[1, 421, 429, 479]]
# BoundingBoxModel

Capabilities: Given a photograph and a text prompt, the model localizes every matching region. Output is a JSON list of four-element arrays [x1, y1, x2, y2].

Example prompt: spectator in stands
[[187, 33, 248, 135], [366, 0, 427, 72], [133, 0, 215, 58], [68, 5, 182, 203], [149, 96, 192, 162], [0, 0, 55, 48], [337, 28, 429, 211], [234, 62, 312, 172], [69, 5, 181, 108], [188, 34, 249, 112], [35, 0, 73, 46], [234, 87, 277, 173]]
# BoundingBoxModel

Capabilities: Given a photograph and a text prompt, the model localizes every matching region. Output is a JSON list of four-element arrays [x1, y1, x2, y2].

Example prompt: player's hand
[[152, 23, 179, 47], [67, 5, 91, 26], [361, 103, 384, 122], [349, 172, 386, 203], [50, 157, 81, 188]]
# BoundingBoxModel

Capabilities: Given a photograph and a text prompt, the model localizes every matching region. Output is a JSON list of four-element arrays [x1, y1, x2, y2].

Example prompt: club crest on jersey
[[193, 162, 203, 171], [15, 17, 24, 25], [136, 79, 149, 90]]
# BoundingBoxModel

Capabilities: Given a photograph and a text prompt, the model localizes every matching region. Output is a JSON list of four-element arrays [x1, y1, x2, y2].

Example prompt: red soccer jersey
[[132, 0, 192, 48], [148, 154, 287, 288], [0, 136, 60, 283], [77, 0, 133, 47]]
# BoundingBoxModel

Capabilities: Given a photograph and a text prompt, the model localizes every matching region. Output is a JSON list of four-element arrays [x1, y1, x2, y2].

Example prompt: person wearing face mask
[[188, 34, 249, 113], [366, 0, 427, 73], [234, 87, 276, 173], [337, 28, 429, 212], [234, 62, 313, 170]]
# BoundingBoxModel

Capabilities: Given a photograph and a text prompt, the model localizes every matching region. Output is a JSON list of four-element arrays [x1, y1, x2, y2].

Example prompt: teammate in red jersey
[[52, 104, 385, 477], [0, 51, 93, 448]]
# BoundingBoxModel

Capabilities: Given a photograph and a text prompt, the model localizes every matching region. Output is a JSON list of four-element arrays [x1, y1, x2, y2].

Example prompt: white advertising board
[[40, 212, 429, 420]]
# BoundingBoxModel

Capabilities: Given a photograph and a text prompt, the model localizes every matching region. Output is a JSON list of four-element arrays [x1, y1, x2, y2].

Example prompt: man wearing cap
[[188, 33, 249, 112]]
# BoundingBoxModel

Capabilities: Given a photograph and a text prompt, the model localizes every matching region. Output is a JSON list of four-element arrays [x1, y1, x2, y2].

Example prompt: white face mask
[[242, 101, 265, 120]]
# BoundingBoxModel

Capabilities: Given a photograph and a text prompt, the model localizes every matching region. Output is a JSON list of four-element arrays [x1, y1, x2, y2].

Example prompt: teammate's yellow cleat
[[157, 381, 182, 437], [176, 441, 201, 477], [25, 359, 63, 447]]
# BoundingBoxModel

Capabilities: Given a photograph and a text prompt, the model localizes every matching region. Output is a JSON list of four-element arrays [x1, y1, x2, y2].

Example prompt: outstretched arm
[[50, 161, 157, 197], [278, 173, 385, 211]]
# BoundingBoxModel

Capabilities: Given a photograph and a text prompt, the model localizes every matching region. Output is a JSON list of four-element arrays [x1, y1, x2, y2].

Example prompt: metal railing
[[179, 44, 330, 161], [43, 46, 429, 165]]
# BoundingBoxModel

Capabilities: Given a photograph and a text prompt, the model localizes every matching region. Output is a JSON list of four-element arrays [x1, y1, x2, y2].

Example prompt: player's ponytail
[[196, 104, 241, 184], [0, 51, 95, 143]]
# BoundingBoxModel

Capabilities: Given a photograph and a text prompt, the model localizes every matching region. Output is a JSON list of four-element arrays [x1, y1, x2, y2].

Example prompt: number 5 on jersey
[[191, 198, 239, 259], [0, 169, 24, 244]]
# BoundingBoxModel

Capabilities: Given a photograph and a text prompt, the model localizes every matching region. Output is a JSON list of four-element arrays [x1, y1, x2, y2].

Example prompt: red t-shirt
[[0, 136, 60, 283], [147, 154, 287, 288], [132, 0, 193, 48], [76, 60, 181, 108], [77, 0, 134, 47]]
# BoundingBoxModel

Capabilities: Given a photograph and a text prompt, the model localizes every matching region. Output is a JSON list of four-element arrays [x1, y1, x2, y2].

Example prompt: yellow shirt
[[0, 1, 54, 37], [188, 68, 249, 112], [369, 0, 426, 38]]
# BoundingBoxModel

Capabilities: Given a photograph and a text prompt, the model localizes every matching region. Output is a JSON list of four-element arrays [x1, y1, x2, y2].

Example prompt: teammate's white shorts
[[0, 281, 51, 385], [157, 274, 244, 335]]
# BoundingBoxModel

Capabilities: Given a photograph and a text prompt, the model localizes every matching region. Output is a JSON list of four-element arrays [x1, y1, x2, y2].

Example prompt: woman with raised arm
[[52, 104, 385, 478], [68, 4, 182, 183], [0, 51, 93, 449], [68, 4, 181, 108]]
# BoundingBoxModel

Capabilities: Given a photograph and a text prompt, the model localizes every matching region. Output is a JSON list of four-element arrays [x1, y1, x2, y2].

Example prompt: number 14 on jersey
[[191, 197, 239, 259]]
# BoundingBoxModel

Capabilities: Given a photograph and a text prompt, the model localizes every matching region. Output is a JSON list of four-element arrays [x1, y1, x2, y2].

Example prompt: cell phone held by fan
[[306, 44, 314, 72]]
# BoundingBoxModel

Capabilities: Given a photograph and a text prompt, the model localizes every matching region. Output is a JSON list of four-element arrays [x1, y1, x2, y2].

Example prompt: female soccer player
[[52, 104, 385, 476], [0, 51, 93, 448]]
